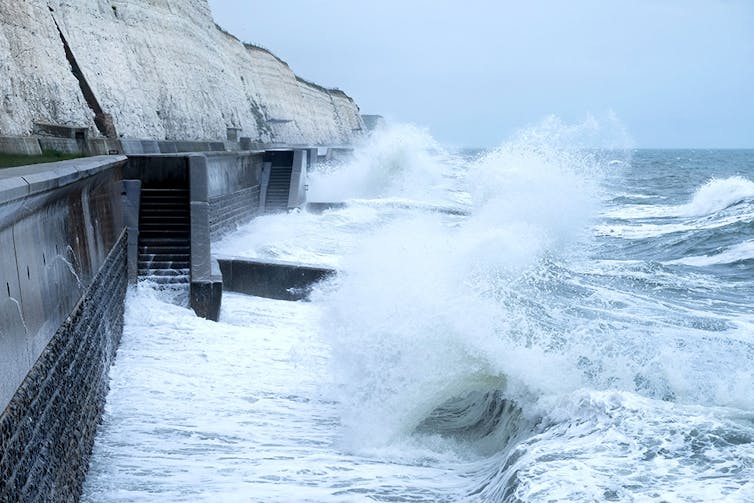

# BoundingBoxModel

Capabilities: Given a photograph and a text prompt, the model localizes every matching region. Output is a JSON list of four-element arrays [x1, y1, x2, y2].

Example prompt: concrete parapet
[[37, 137, 81, 155], [204, 152, 263, 239], [258, 161, 271, 211], [0, 156, 126, 413], [217, 256, 335, 301], [0, 136, 42, 156], [190, 257, 222, 321], [189, 154, 209, 203], [87, 138, 121, 155], [224, 140, 240, 151], [0, 156, 126, 501], [176, 141, 211, 152], [158, 141, 178, 153], [119, 138, 145, 155], [187, 155, 218, 320], [140, 140, 160, 154], [0, 155, 126, 204], [326, 147, 354, 163], [288, 149, 308, 209], [121, 180, 141, 283]]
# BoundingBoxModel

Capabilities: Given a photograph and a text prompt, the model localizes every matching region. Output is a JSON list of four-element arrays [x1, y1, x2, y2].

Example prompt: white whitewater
[[83, 121, 754, 502]]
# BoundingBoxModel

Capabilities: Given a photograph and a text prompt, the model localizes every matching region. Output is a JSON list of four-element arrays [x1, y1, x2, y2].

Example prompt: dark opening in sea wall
[[0, 157, 127, 501]]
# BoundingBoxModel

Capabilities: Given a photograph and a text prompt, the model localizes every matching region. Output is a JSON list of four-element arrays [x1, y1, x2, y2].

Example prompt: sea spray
[[307, 122, 460, 203], [316, 117, 623, 454], [83, 125, 754, 501]]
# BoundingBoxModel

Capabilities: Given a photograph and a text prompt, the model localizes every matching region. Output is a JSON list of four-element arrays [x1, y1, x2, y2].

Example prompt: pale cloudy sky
[[207, 0, 754, 148]]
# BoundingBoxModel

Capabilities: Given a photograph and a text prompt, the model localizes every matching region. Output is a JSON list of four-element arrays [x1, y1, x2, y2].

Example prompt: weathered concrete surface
[[0, 137, 42, 156], [0, 231, 127, 503], [0, 155, 126, 414], [288, 149, 308, 209], [217, 256, 335, 301], [125, 153, 261, 319], [0, 156, 127, 502], [205, 152, 264, 239], [0, 0, 364, 145], [121, 179, 141, 283]]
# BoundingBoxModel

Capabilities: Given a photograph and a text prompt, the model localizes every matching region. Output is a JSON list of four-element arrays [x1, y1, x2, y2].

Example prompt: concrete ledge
[[217, 256, 335, 301], [190, 279, 223, 321], [141, 140, 160, 154], [158, 141, 178, 153], [119, 139, 144, 155], [87, 138, 121, 155], [37, 137, 81, 155], [0, 177, 30, 203], [176, 141, 211, 152], [0, 137, 42, 156], [0, 155, 127, 203]]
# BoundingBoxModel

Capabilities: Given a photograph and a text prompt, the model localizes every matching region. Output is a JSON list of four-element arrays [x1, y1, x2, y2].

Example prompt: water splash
[[316, 117, 627, 451], [680, 176, 754, 217], [307, 122, 462, 204]]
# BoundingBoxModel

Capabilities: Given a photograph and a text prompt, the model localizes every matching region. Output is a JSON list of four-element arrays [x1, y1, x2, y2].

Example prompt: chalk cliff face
[[0, 0, 363, 145]]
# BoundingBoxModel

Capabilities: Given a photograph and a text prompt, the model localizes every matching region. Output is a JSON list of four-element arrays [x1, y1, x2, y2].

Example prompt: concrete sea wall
[[0, 0, 364, 146], [0, 157, 127, 501], [0, 145, 334, 499], [205, 152, 264, 240], [123, 152, 271, 320]]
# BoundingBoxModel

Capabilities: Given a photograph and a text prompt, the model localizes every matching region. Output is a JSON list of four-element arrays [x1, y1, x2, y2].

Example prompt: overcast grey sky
[[207, 0, 753, 148]]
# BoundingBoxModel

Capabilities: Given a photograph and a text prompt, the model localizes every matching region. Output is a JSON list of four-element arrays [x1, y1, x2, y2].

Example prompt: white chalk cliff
[[0, 0, 364, 145]]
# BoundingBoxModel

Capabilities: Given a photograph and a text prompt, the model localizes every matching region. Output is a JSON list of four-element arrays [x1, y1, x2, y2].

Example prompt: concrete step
[[139, 230, 190, 239], [138, 260, 190, 269], [138, 274, 190, 284], [139, 223, 190, 231], [138, 252, 189, 261], [138, 267, 190, 276], [138, 187, 192, 281]]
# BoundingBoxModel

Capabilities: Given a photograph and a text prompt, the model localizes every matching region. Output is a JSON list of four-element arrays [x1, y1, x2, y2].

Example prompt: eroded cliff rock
[[0, 0, 363, 145]]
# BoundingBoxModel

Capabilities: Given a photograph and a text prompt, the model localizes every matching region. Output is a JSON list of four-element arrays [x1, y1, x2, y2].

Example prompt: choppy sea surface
[[83, 121, 754, 502]]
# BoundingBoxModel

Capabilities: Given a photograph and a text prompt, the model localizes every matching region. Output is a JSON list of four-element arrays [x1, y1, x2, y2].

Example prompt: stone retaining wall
[[0, 230, 127, 502], [209, 185, 260, 240], [0, 156, 126, 501], [205, 152, 264, 240]]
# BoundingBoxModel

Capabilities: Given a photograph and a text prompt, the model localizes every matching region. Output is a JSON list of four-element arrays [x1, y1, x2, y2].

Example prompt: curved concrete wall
[[0, 0, 364, 145], [0, 156, 126, 413], [0, 156, 127, 501]]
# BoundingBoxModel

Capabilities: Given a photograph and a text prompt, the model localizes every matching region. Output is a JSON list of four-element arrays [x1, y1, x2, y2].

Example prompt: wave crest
[[680, 176, 754, 217]]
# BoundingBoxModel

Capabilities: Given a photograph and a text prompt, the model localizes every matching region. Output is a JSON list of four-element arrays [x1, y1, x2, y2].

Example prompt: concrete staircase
[[137, 188, 191, 284], [264, 166, 292, 213]]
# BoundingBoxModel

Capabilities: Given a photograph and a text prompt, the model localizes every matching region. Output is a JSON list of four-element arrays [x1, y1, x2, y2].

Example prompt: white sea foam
[[605, 176, 754, 221], [307, 122, 459, 204], [85, 121, 754, 501], [668, 240, 754, 267], [82, 288, 472, 501], [681, 176, 754, 217], [316, 118, 618, 452], [481, 391, 754, 502], [595, 212, 752, 239]]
